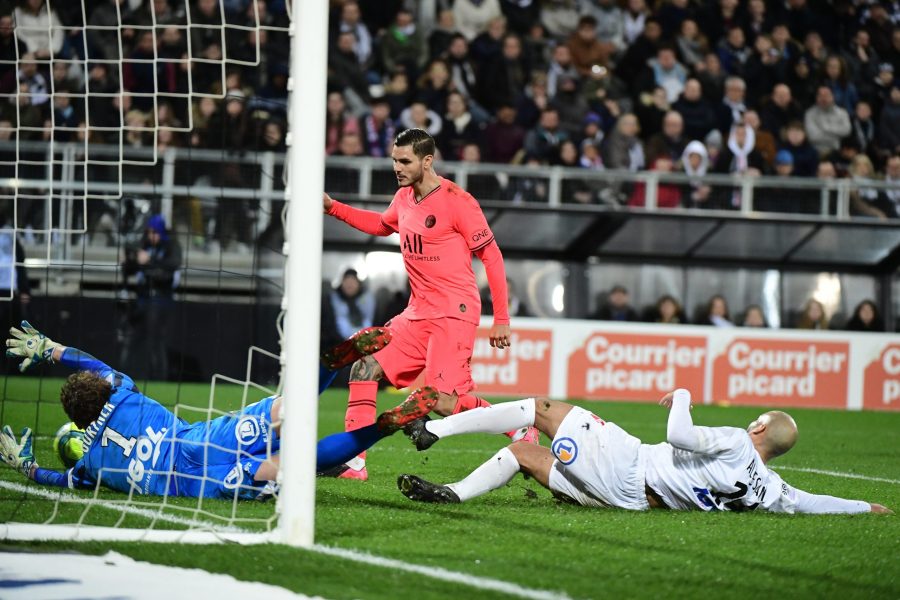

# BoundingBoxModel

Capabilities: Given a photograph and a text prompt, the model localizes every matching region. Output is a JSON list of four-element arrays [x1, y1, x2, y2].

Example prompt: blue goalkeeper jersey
[[63, 349, 186, 496]]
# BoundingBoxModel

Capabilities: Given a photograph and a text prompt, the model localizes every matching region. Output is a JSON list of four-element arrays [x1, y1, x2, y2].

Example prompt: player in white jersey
[[396, 390, 892, 514]]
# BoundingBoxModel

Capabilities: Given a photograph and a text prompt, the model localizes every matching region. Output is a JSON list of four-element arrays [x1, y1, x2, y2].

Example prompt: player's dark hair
[[60, 371, 112, 429], [394, 128, 435, 159]]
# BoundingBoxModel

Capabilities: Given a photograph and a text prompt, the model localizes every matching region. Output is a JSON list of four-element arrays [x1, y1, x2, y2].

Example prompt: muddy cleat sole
[[397, 474, 460, 504], [376, 386, 439, 434], [403, 416, 439, 451], [321, 326, 392, 370]]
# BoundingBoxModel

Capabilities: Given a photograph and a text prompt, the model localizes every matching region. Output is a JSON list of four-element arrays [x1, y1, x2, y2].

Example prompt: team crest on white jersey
[[235, 416, 260, 445], [552, 437, 578, 464]]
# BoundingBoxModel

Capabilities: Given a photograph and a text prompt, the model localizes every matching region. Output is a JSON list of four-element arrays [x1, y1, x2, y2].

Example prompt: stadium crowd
[[1, 0, 899, 218]]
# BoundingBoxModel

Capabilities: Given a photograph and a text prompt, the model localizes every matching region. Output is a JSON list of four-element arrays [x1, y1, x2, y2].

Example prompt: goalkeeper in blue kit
[[0, 321, 436, 499]]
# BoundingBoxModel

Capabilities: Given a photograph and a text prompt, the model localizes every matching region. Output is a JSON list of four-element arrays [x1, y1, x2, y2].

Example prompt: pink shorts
[[375, 313, 476, 395]]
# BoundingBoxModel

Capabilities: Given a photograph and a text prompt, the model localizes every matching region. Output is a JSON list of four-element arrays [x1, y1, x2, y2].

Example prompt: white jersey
[[643, 425, 869, 514]]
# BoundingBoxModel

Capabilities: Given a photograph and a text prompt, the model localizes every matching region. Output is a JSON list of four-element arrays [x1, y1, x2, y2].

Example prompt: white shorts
[[548, 406, 649, 511]]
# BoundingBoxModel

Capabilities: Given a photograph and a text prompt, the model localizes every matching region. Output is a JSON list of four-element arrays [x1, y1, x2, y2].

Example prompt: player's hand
[[323, 193, 334, 213], [870, 504, 893, 514], [489, 324, 511, 349], [659, 390, 692, 410], [6, 320, 62, 372], [0, 425, 35, 477]]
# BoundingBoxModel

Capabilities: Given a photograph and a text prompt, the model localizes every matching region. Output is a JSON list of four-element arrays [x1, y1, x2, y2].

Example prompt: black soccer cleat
[[403, 416, 440, 451], [397, 474, 460, 504]]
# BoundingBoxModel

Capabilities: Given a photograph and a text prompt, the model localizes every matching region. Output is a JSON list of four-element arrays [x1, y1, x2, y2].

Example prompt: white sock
[[425, 398, 536, 439], [345, 456, 365, 471], [447, 446, 520, 502]]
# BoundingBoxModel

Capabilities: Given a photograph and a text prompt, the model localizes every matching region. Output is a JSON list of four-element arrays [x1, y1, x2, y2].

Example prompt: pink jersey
[[379, 177, 495, 325]]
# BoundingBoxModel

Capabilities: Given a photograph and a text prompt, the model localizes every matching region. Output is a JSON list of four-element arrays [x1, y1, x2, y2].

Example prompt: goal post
[[277, 0, 329, 548]]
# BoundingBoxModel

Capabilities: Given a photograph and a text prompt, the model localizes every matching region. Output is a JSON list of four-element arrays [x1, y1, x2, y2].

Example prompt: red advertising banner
[[471, 328, 553, 396], [712, 338, 849, 408], [567, 332, 707, 400], [863, 344, 900, 411]]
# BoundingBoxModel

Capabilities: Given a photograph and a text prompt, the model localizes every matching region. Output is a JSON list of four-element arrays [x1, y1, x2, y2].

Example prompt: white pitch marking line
[[0, 480, 571, 599], [777, 466, 900, 485], [311, 545, 572, 600], [0, 480, 246, 532]]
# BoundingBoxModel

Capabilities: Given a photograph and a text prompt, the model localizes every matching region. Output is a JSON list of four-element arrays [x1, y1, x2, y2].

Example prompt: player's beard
[[396, 165, 424, 188]]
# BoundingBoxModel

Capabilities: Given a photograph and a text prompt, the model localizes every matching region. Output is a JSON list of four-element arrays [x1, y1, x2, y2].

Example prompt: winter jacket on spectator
[[499, 0, 541, 35], [804, 97, 852, 155], [379, 16, 428, 76], [878, 87, 900, 154], [585, 0, 626, 53], [759, 94, 803, 136], [484, 106, 526, 163], [478, 38, 530, 111], [453, 0, 503, 41], [673, 92, 716, 140]]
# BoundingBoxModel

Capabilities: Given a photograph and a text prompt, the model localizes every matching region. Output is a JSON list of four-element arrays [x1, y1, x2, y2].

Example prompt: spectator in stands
[[121, 214, 182, 380], [862, 3, 894, 57], [741, 304, 768, 327], [851, 100, 878, 159], [842, 30, 879, 90], [335, 1, 373, 69], [697, 294, 734, 327], [379, 8, 427, 81], [261, 119, 286, 152], [523, 22, 553, 72], [360, 96, 395, 158], [760, 84, 803, 137], [524, 107, 569, 163], [743, 0, 771, 46], [438, 92, 484, 160], [590, 285, 639, 322], [567, 15, 612, 77], [15, 54, 48, 108], [399, 101, 443, 139], [744, 34, 789, 106], [189, 0, 224, 94], [541, 0, 582, 39], [585, 0, 626, 57], [470, 16, 507, 65], [51, 87, 79, 143], [850, 154, 896, 219], [699, 0, 741, 49], [795, 298, 829, 330], [329, 30, 371, 108], [478, 32, 529, 112], [635, 85, 669, 139], [697, 52, 727, 104], [322, 268, 375, 352], [717, 26, 751, 77], [656, 0, 693, 40], [416, 59, 453, 116], [334, 131, 365, 157], [879, 85, 900, 156], [546, 44, 580, 99], [881, 155, 900, 218], [325, 91, 361, 156], [383, 70, 411, 120], [805, 85, 852, 155], [14, 0, 63, 59], [652, 294, 687, 324], [822, 55, 859, 115], [484, 104, 525, 163], [498, 0, 540, 36], [787, 56, 816, 108], [628, 157, 681, 208], [602, 113, 644, 172], [712, 121, 765, 207], [616, 18, 662, 86], [780, 120, 820, 177], [430, 11, 459, 62], [773, 149, 794, 177], [505, 155, 550, 203], [844, 299, 884, 332], [827, 136, 861, 178], [638, 46, 687, 104], [673, 79, 715, 141], [744, 110, 776, 168], [646, 110, 686, 164], [443, 34, 480, 107], [674, 19, 707, 73], [453, 0, 503, 42], [716, 76, 747, 137], [680, 140, 711, 207], [579, 138, 604, 169]]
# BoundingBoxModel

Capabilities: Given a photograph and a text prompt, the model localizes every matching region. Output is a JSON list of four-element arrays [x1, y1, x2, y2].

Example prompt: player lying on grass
[[397, 389, 892, 514], [0, 321, 437, 499]]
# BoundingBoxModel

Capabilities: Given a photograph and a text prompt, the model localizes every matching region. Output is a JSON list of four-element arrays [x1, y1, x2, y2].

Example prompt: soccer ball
[[54, 422, 85, 468]]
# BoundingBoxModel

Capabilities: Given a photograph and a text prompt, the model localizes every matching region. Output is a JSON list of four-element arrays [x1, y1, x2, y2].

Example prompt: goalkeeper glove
[[6, 320, 61, 372], [0, 425, 36, 478]]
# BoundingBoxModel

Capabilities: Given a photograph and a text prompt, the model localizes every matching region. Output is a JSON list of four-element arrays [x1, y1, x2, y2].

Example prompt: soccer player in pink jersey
[[323, 128, 536, 480]]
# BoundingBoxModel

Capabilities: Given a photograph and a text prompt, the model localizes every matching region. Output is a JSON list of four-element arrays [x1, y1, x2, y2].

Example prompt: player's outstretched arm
[[786, 485, 892, 514], [324, 192, 395, 236], [661, 389, 702, 451], [0, 425, 67, 488], [474, 241, 511, 349]]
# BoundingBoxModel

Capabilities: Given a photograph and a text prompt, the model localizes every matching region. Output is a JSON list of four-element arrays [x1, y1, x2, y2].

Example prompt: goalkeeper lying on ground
[[0, 321, 436, 499]]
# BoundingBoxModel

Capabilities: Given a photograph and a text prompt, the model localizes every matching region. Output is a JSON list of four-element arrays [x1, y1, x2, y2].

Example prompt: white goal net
[[0, 0, 326, 545]]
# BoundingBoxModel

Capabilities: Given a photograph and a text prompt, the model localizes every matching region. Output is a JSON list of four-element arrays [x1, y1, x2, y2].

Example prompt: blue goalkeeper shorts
[[173, 396, 281, 499]]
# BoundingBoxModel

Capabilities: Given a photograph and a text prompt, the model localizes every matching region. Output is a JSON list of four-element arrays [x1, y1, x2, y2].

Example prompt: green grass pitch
[[0, 377, 898, 599]]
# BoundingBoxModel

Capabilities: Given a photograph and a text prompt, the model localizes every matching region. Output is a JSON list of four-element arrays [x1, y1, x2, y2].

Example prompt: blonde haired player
[[398, 389, 891, 514]]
